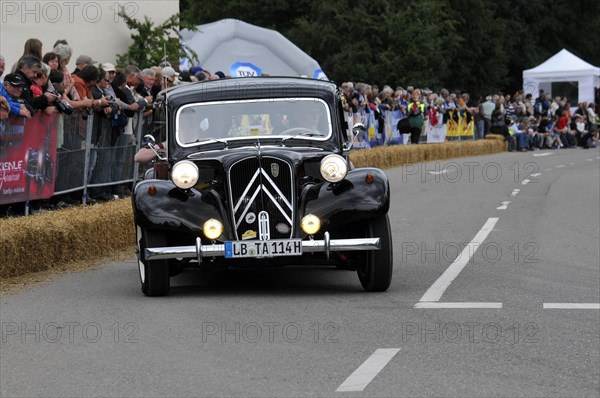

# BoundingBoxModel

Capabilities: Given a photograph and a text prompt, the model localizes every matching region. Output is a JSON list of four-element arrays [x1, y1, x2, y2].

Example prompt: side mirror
[[352, 123, 367, 138], [143, 134, 166, 161], [143, 134, 156, 148], [344, 123, 366, 153]]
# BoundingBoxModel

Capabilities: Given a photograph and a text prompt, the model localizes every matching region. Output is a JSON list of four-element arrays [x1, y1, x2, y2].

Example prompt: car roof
[[162, 76, 338, 104]]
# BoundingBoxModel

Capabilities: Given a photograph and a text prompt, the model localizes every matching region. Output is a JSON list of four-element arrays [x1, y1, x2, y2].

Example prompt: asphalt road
[[2, 147, 599, 397]]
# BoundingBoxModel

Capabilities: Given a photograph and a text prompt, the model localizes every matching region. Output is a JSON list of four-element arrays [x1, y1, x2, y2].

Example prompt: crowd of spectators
[[1, 37, 599, 215], [337, 81, 599, 147]]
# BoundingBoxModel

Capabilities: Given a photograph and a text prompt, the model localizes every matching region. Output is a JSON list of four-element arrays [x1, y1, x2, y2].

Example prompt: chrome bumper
[[145, 232, 380, 263]]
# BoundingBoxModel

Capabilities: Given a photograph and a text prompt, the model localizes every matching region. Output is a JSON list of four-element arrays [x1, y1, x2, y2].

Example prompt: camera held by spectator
[[46, 84, 73, 115]]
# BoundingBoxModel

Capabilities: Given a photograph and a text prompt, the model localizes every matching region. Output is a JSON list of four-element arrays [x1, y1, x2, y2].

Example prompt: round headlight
[[301, 214, 321, 235], [203, 219, 223, 240], [171, 160, 199, 189], [320, 154, 348, 183]]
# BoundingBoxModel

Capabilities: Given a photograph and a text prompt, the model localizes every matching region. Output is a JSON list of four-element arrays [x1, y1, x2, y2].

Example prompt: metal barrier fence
[[56, 109, 145, 202], [55, 111, 144, 204], [0, 109, 147, 215]]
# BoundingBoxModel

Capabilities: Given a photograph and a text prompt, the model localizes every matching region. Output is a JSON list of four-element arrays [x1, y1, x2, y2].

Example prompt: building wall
[[1, 0, 179, 68]]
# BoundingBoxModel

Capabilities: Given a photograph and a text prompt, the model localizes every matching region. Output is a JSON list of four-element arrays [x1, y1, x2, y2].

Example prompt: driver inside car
[[285, 102, 326, 136]]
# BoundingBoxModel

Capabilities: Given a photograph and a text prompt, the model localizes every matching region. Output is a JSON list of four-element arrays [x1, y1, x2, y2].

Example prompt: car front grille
[[228, 156, 294, 240]]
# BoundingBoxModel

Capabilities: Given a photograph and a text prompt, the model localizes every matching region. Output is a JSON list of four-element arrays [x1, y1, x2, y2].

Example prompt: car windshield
[[175, 98, 332, 147]]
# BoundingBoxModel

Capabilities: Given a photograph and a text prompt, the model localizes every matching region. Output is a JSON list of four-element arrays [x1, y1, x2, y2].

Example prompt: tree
[[116, 7, 198, 69], [179, 0, 600, 98]]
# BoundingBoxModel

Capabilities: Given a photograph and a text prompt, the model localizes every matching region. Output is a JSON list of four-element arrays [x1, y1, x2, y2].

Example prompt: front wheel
[[137, 227, 170, 296], [357, 215, 393, 292]]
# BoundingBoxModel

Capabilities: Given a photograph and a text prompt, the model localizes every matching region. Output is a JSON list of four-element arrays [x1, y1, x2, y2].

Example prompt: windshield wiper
[[188, 138, 229, 149], [281, 133, 323, 146]]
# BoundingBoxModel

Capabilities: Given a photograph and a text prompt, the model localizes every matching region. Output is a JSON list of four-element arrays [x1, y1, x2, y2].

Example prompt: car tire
[[138, 227, 170, 296], [169, 262, 184, 277], [357, 214, 393, 292]]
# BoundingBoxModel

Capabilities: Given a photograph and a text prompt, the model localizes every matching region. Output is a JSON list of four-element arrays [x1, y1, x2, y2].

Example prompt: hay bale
[[0, 200, 134, 279], [350, 139, 505, 169], [485, 134, 505, 141]]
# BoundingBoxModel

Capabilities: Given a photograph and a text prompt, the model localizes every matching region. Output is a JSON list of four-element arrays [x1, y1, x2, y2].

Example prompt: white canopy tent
[[180, 19, 327, 80], [523, 49, 600, 104]]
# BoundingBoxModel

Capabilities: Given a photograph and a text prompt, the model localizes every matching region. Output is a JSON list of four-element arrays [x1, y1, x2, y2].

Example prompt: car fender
[[132, 179, 232, 238], [301, 167, 390, 226]]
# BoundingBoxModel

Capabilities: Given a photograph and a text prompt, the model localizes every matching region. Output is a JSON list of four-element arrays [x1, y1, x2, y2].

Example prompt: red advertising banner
[[0, 113, 59, 205]]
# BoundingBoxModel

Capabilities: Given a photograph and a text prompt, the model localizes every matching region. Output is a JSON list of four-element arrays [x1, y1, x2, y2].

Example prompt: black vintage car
[[133, 77, 392, 296]]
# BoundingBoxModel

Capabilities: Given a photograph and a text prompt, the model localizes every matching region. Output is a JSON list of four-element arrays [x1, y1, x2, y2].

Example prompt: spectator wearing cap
[[209, 70, 222, 80], [1, 73, 33, 119], [161, 66, 179, 88], [101, 63, 118, 100], [214, 71, 226, 79], [191, 66, 209, 82], [190, 66, 203, 81], [73, 54, 95, 75], [190, 66, 203, 76]]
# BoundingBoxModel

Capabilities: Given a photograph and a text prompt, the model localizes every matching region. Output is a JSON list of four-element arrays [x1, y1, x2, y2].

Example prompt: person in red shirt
[[555, 111, 574, 148]]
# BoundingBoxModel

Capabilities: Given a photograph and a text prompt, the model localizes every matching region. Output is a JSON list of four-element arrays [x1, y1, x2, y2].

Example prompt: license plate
[[224, 239, 302, 258]]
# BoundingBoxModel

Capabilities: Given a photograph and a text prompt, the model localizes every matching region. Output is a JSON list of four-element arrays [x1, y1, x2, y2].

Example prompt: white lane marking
[[533, 152, 553, 157], [587, 159, 594, 162], [522, 179, 531, 185], [497, 201, 510, 210], [568, 162, 575, 166], [545, 168, 553, 171], [556, 164, 565, 168], [543, 303, 600, 310], [427, 170, 448, 175], [511, 189, 520, 196], [531, 173, 541, 177], [417, 218, 499, 303], [415, 302, 503, 309], [336, 348, 400, 392]]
